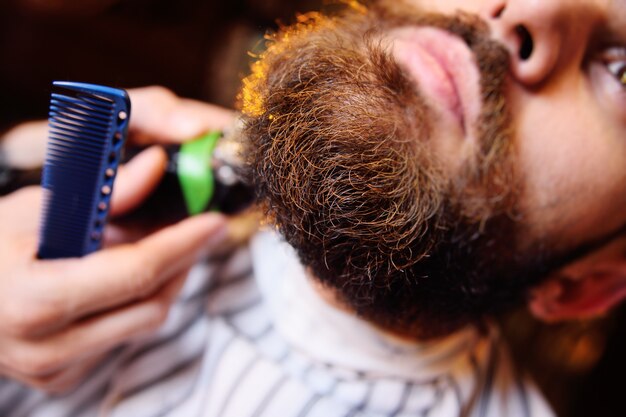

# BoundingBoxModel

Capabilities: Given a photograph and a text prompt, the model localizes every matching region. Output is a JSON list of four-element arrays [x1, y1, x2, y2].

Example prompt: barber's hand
[[1, 85, 236, 168], [0, 87, 235, 392], [127, 86, 235, 145]]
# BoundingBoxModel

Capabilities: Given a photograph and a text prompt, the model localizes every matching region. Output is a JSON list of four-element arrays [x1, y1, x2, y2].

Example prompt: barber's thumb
[[110, 146, 167, 216]]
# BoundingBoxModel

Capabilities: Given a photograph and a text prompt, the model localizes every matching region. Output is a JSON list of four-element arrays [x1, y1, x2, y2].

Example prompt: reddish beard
[[240, 4, 539, 339]]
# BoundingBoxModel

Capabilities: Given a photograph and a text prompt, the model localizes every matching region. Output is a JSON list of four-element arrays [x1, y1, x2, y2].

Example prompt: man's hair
[[240, 5, 537, 339]]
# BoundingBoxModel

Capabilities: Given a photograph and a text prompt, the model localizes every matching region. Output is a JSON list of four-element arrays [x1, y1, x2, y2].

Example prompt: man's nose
[[483, 0, 600, 87]]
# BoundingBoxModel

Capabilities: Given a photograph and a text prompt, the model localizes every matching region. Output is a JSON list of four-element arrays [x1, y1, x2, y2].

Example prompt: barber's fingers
[[0, 186, 42, 238], [110, 146, 167, 216], [0, 120, 48, 169], [0, 148, 166, 237], [0, 146, 167, 240], [0, 145, 166, 235], [1, 213, 225, 338], [0, 270, 187, 381], [41, 353, 108, 394], [128, 86, 236, 145], [0, 352, 108, 394], [103, 222, 148, 247]]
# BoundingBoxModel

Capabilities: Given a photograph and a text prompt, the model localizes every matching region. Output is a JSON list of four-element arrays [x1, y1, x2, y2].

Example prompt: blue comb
[[38, 82, 130, 259]]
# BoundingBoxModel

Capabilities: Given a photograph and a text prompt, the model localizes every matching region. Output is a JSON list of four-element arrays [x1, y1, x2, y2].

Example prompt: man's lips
[[389, 27, 481, 139]]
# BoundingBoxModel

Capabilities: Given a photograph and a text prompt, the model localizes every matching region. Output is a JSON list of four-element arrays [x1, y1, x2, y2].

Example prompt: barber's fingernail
[[196, 214, 228, 239]]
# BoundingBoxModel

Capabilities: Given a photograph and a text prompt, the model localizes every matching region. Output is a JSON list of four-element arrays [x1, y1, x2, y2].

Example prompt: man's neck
[[307, 272, 459, 343]]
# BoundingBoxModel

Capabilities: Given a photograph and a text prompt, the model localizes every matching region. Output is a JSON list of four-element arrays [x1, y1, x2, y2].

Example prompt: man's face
[[242, 0, 626, 337], [390, 0, 626, 255]]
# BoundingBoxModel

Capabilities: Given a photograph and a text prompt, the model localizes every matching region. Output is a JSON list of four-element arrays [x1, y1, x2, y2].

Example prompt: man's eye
[[607, 60, 626, 86], [602, 47, 626, 87]]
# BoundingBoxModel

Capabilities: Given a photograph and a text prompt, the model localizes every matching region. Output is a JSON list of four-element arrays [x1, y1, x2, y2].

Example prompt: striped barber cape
[[0, 230, 555, 417]]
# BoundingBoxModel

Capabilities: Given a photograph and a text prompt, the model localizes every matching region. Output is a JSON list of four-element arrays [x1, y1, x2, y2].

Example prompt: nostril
[[492, 5, 506, 18], [516, 25, 534, 60]]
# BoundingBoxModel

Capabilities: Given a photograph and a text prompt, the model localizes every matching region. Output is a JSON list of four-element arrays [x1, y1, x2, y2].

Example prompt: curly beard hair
[[240, 3, 547, 339]]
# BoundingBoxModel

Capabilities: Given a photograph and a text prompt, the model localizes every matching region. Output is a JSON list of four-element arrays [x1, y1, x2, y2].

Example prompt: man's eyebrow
[[608, 0, 626, 38]]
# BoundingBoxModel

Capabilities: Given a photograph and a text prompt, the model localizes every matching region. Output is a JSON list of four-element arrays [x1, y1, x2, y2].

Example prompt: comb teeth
[[38, 82, 130, 259]]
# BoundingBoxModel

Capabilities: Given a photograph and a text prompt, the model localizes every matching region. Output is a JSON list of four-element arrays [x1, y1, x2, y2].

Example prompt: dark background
[[1, 1, 624, 415], [0, 0, 321, 128]]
